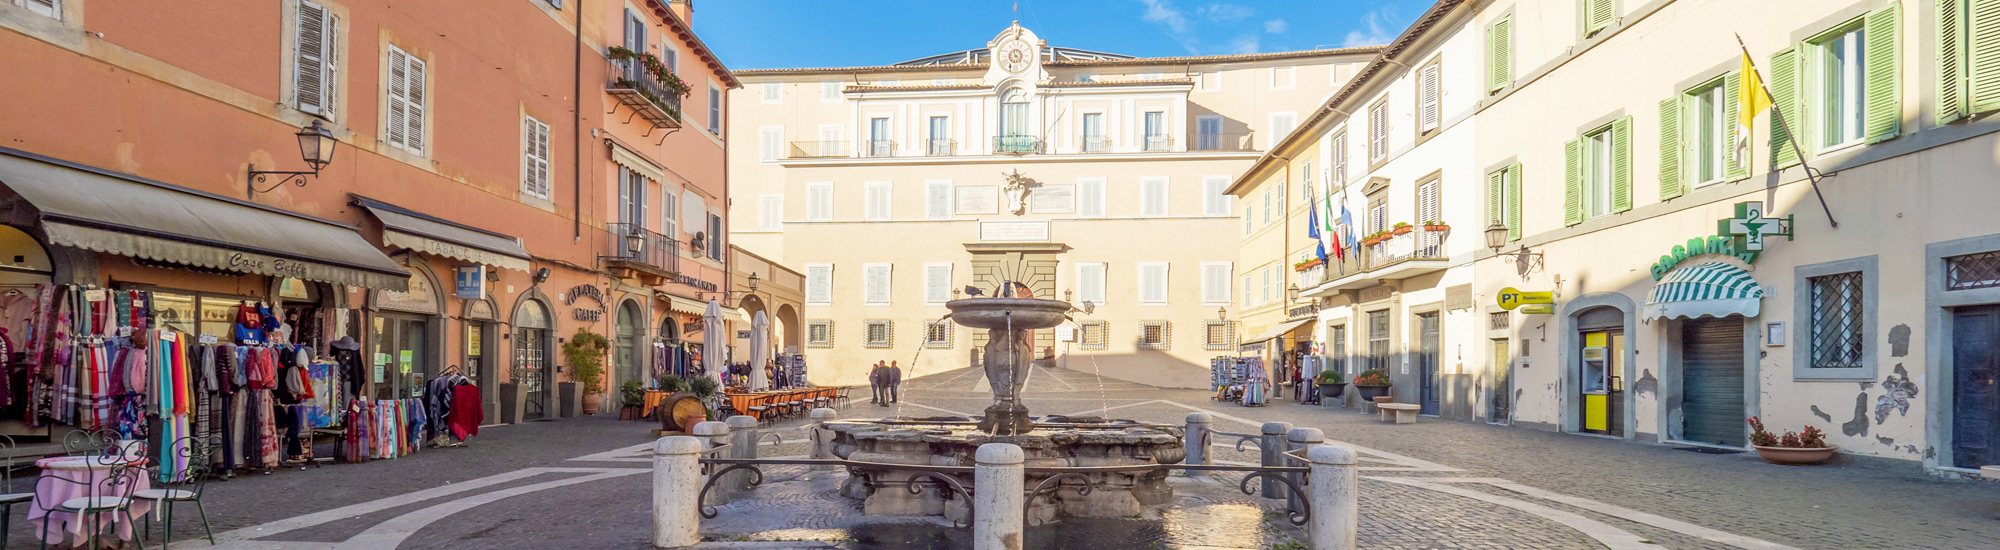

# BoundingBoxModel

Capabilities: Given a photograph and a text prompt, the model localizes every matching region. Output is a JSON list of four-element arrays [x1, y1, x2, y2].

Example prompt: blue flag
[[1306, 197, 1327, 262]]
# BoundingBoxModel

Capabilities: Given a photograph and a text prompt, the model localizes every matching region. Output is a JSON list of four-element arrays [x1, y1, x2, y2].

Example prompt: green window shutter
[[1487, 171, 1505, 226], [1506, 164, 1523, 240], [1564, 138, 1583, 226], [1769, 46, 1802, 169], [1722, 71, 1747, 180], [1940, 0, 1968, 124], [1489, 18, 1513, 93], [1611, 117, 1632, 213], [1658, 97, 1682, 200], [1585, 0, 1614, 36], [1970, 0, 2000, 113], [1864, 4, 1902, 143]]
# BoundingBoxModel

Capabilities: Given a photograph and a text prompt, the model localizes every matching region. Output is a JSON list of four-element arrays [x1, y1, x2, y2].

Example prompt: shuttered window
[[294, 1, 339, 118], [1487, 16, 1512, 93], [660, 188, 677, 236], [864, 264, 891, 305], [806, 182, 833, 221], [1079, 178, 1106, 217], [758, 195, 781, 231], [23, 0, 58, 19], [924, 264, 952, 304], [926, 181, 951, 219], [1815, 24, 1869, 149], [521, 116, 550, 199], [1938, 0, 2000, 123], [1078, 262, 1107, 306], [1486, 165, 1522, 241], [1861, 5, 1900, 143], [759, 127, 783, 161], [1564, 118, 1630, 225], [708, 84, 723, 134], [384, 45, 426, 155], [1203, 176, 1231, 216], [806, 265, 833, 305], [1581, 0, 1615, 38], [1201, 262, 1231, 305], [707, 213, 723, 260], [1330, 131, 1348, 184], [1138, 262, 1169, 305], [1368, 102, 1388, 161], [1417, 61, 1442, 134], [761, 83, 781, 103], [864, 181, 892, 220], [1141, 177, 1170, 217], [1768, 46, 1803, 168]]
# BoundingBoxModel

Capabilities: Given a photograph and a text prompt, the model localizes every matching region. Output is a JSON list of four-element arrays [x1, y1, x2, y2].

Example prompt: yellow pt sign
[[1496, 287, 1554, 310]]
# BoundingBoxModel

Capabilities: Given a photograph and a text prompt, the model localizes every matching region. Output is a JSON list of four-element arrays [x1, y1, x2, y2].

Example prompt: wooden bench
[[1378, 403, 1420, 424]]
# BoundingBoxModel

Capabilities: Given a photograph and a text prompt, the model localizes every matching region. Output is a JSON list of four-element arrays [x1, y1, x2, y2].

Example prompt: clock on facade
[[997, 39, 1032, 73]]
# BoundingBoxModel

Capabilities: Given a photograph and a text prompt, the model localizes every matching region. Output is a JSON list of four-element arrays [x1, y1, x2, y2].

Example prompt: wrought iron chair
[[0, 434, 36, 549], [136, 435, 219, 547], [59, 429, 115, 457], [831, 387, 853, 408], [32, 449, 143, 550]]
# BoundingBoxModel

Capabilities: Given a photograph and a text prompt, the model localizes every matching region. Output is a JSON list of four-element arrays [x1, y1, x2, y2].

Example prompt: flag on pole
[[1735, 49, 1772, 163], [1336, 192, 1357, 256], [1306, 193, 1328, 262]]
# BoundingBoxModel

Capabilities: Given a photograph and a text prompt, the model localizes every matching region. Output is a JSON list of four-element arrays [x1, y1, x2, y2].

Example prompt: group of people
[[867, 360, 902, 406]]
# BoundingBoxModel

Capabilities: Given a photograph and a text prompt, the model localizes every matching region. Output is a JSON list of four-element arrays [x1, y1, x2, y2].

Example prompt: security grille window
[[1808, 271, 1865, 368], [1203, 321, 1235, 351], [384, 45, 427, 155], [521, 116, 550, 198], [864, 320, 894, 348], [1139, 321, 1171, 350], [1367, 310, 1390, 372], [807, 320, 834, 348], [1080, 321, 1109, 351], [294, 1, 340, 118], [1947, 251, 2000, 290], [924, 321, 953, 349], [1489, 312, 1511, 331]]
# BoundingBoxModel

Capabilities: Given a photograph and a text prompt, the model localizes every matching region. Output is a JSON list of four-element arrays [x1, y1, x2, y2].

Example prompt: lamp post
[[248, 120, 339, 196], [1486, 221, 1544, 270]]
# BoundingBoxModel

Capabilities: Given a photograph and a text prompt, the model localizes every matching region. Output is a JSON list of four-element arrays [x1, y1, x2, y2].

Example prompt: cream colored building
[[727, 24, 1379, 388]]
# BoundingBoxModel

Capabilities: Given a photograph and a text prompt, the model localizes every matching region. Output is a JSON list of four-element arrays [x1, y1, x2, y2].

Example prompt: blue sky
[[690, 1, 1429, 70]]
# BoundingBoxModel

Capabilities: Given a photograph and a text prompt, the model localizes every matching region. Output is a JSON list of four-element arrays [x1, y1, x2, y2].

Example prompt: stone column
[[1184, 412, 1212, 467], [810, 408, 838, 470], [1307, 444, 1359, 550], [691, 421, 730, 505], [653, 436, 703, 549], [973, 443, 1025, 550], [1260, 421, 1293, 499], [726, 415, 760, 492], [1285, 427, 1324, 516]]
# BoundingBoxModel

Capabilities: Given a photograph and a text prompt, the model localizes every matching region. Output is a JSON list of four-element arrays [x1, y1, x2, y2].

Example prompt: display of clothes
[[423, 371, 479, 444], [367, 398, 426, 459]]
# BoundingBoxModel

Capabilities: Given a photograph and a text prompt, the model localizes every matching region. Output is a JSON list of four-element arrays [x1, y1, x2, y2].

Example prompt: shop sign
[[454, 265, 486, 299], [1518, 305, 1556, 315], [1716, 201, 1793, 252], [564, 283, 605, 323], [673, 274, 718, 292], [683, 320, 705, 334], [1496, 287, 1553, 311], [736, 330, 751, 339], [227, 252, 310, 278], [1648, 234, 1758, 280], [1287, 301, 1319, 319]]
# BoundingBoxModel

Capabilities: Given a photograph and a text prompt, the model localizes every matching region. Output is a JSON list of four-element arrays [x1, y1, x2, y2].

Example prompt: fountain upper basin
[[944, 298, 1071, 330]]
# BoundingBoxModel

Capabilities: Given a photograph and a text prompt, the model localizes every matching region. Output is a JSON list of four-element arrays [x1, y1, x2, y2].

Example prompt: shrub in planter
[[1351, 369, 1392, 401], [618, 380, 646, 420], [562, 328, 611, 415], [1390, 222, 1413, 235], [1314, 370, 1347, 400], [1747, 417, 1838, 465]]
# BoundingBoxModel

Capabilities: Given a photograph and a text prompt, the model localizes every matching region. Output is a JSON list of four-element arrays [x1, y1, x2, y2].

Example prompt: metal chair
[[831, 387, 853, 408], [136, 436, 218, 547], [0, 434, 35, 549], [59, 430, 115, 457], [33, 450, 142, 550]]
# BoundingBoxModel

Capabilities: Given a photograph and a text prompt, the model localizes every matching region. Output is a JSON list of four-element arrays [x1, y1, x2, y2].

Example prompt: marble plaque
[[957, 186, 999, 214], [1029, 184, 1075, 214], [980, 221, 1050, 242]]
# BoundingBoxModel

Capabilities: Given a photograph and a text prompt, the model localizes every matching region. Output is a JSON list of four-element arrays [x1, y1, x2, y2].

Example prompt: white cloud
[[1228, 34, 1261, 54], [1263, 19, 1288, 34], [1138, 0, 1189, 34], [1342, 6, 1400, 48], [1198, 3, 1254, 22]]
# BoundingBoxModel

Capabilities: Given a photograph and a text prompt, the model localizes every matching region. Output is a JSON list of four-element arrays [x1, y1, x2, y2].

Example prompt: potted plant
[[1351, 369, 1393, 401], [1362, 231, 1387, 246], [688, 375, 722, 420], [1314, 370, 1347, 402], [1390, 222, 1413, 236], [1422, 220, 1450, 232], [1748, 417, 1838, 465], [561, 328, 611, 415], [618, 380, 646, 421]]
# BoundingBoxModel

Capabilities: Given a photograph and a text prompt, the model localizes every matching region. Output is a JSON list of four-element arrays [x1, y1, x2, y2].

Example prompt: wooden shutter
[[708, 214, 722, 260], [1611, 117, 1632, 213], [618, 169, 634, 225], [404, 55, 425, 154], [1563, 138, 1582, 226], [1971, 0, 2000, 113], [295, 1, 328, 115], [1080, 263, 1105, 304], [925, 265, 950, 303], [1723, 71, 1747, 179], [1657, 97, 1682, 200], [386, 48, 409, 149], [1140, 264, 1167, 304], [1864, 4, 1902, 143], [1769, 46, 1801, 169], [1487, 171, 1505, 226], [25, 0, 58, 19], [1941, 0, 1969, 124], [1585, 0, 1614, 36], [807, 266, 831, 304], [523, 118, 536, 196], [1418, 63, 1441, 132], [1506, 164, 1522, 241], [1488, 17, 1511, 93], [534, 121, 549, 196]]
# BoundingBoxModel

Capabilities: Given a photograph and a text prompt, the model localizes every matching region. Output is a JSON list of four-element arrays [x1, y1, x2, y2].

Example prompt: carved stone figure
[[1002, 169, 1032, 215]]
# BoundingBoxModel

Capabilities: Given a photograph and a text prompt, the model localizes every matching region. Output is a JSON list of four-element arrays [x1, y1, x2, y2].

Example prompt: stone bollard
[[1285, 427, 1324, 517], [973, 443, 1025, 550], [652, 436, 703, 549], [690, 421, 731, 505], [810, 408, 839, 470], [726, 415, 760, 492], [1306, 444, 1359, 550], [1260, 421, 1293, 499], [1184, 412, 1213, 467]]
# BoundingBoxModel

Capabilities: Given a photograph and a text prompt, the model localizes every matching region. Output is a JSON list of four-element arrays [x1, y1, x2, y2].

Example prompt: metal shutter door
[[1681, 318, 1746, 446]]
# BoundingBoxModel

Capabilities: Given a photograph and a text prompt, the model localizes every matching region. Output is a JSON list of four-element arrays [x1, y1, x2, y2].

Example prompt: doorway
[[1417, 312, 1441, 415], [515, 300, 553, 421], [1491, 338, 1512, 424], [371, 313, 433, 400], [464, 320, 494, 424], [1576, 305, 1625, 437], [616, 301, 644, 390], [1682, 317, 1746, 446], [1953, 305, 2000, 468]]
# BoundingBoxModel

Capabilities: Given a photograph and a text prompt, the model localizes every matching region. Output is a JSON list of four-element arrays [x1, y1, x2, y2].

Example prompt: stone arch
[[775, 303, 801, 353], [1559, 292, 1639, 438]]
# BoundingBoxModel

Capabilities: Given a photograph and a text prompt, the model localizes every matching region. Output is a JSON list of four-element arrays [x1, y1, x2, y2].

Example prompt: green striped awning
[[1643, 262, 1765, 320]]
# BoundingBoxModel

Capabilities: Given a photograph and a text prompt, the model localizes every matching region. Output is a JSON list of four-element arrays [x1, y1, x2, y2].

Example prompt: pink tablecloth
[[28, 455, 154, 544]]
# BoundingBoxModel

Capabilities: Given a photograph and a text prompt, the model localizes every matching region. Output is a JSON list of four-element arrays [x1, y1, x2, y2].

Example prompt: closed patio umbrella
[[703, 299, 724, 384], [749, 310, 769, 391]]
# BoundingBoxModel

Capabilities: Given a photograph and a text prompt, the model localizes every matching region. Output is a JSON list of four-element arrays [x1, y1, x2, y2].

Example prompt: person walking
[[887, 360, 903, 404], [868, 361, 884, 404]]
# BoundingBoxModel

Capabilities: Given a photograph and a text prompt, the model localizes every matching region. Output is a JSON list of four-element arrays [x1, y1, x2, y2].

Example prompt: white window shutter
[[807, 266, 832, 304], [760, 196, 782, 231], [661, 191, 677, 234], [386, 48, 409, 149], [1202, 264, 1230, 304], [25, 0, 59, 19], [1203, 176, 1229, 216], [535, 121, 550, 196], [618, 170, 633, 224], [1079, 179, 1105, 217], [1419, 64, 1441, 132], [322, 13, 339, 118], [404, 55, 425, 153], [925, 265, 951, 303], [1079, 263, 1106, 305], [294, 1, 327, 115], [1140, 263, 1168, 304], [865, 265, 891, 304], [522, 118, 535, 196], [926, 182, 950, 219], [1142, 178, 1169, 217]]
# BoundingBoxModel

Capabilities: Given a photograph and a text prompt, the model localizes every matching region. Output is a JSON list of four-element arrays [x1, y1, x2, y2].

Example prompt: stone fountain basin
[[945, 298, 1072, 330]]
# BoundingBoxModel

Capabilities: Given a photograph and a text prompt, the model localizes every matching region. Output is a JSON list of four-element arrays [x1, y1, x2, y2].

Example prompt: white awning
[[1239, 318, 1314, 348], [1643, 261, 1766, 320], [663, 294, 707, 316], [355, 196, 533, 272]]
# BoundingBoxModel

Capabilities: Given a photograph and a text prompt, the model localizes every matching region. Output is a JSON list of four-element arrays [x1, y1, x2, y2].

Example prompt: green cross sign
[[1718, 201, 1792, 252]]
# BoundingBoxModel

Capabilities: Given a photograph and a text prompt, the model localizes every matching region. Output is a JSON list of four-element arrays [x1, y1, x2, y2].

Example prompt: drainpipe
[[573, 0, 585, 241]]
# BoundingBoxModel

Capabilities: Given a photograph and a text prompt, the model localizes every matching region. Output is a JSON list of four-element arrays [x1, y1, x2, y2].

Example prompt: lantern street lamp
[[248, 120, 339, 196], [1486, 221, 1544, 269]]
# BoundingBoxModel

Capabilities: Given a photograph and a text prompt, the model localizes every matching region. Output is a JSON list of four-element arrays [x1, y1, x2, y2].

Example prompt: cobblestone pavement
[[33, 365, 1992, 549]]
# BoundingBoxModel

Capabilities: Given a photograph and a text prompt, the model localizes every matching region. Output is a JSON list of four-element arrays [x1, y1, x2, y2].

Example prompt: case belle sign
[[565, 284, 605, 323]]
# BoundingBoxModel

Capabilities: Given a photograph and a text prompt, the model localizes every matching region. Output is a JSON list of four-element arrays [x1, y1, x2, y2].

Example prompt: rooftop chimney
[[669, 0, 692, 25]]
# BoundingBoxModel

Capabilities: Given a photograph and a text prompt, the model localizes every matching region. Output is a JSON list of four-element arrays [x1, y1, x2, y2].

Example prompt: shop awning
[[352, 195, 532, 272], [662, 294, 708, 316], [1643, 261, 1765, 320], [0, 149, 410, 291], [723, 309, 748, 325], [1239, 318, 1314, 349]]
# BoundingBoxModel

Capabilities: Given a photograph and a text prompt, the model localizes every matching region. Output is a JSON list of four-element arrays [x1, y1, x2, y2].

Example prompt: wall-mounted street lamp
[[701, 271, 760, 303], [1286, 283, 1301, 304], [1486, 221, 1544, 271], [625, 230, 646, 255], [1216, 306, 1227, 322], [248, 120, 339, 196]]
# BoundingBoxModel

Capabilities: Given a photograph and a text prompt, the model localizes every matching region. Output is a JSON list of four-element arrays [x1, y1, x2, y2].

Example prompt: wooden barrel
[[655, 392, 709, 432]]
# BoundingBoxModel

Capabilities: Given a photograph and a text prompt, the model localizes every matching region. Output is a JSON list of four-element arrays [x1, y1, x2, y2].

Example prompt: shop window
[[1203, 321, 1235, 350], [1947, 251, 2000, 291], [1139, 321, 1171, 350], [864, 320, 893, 348], [807, 320, 833, 349], [1808, 271, 1865, 368], [145, 290, 262, 343], [1327, 324, 1347, 375], [1367, 310, 1390, 372], [923, 321, 953, 349], [1079, 321, 1108, 351]]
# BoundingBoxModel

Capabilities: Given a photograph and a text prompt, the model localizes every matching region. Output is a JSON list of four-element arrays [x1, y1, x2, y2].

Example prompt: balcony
[[925, 139, 956, 156], [1079, 136, 1111, 154], [1305, 227, 1450, 295], [1142, 135, 1174, 152], [606, 56, 684, 130], [603, 222, 678, 285], [787, 141, 847, 159], [1192, 132, 1256, 151], [863, 140, 896, 158], [994, 135, 1044, 154]]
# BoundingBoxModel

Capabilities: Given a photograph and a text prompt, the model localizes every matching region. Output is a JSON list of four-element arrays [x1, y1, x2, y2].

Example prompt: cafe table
[[29, 455, 154, 545]]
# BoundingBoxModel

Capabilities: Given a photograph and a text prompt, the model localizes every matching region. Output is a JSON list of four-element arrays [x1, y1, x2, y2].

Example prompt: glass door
[[1418, 312, 1440, 415]]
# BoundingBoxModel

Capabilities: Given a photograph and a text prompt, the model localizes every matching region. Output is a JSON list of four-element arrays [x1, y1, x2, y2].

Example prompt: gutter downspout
[[573, 0, 585, 241]]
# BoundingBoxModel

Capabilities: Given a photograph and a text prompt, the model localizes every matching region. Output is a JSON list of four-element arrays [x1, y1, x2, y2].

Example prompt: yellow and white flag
[[1736, 51, 1772, 163]]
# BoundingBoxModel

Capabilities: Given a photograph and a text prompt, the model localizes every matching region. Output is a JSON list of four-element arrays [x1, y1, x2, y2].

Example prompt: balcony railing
[[606, 57, 682, 129], [994, 135, 1043, 154], [1192, 132, 1256, 151], [1142, 135, 1174, 152], [925, 139, 956, 156], [1080, 136, 1111, 154], [787, 141, 847, 159], [604, 222, 678, 279], [1361, 227, 1449, 270], [863, 140, 896, 158]]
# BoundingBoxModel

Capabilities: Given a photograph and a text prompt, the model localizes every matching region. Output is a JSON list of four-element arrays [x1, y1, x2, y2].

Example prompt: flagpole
[[1736, 34, 1838, 228]]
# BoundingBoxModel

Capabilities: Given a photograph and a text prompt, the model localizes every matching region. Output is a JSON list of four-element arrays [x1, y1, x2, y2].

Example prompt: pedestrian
[[868, 361, 884, 404], [888, 360, 902, 404]]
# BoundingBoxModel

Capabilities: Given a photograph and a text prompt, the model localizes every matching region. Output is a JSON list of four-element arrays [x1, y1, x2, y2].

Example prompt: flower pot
[[582, 393, 603, 416], [1752, 445, 1838, 465], [1353, 384, 1392, 402], [1391, 226, 1413, 236], [619, 406, 643, 421], [1422, 224, 1449, 232], [1317, 382, 1347, 400]]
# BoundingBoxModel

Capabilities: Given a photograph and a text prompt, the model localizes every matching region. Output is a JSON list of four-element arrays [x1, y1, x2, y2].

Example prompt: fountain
[[822, 282, 1187, 523]]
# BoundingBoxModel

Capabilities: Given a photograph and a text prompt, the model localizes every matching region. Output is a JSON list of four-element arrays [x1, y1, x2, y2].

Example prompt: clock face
[[998, 39, 1033, 73]]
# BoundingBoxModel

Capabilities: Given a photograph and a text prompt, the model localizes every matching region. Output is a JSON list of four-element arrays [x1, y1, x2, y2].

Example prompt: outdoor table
[[642, 390, 674, 418], [29, 455, 154, 545]]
